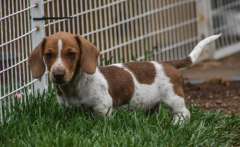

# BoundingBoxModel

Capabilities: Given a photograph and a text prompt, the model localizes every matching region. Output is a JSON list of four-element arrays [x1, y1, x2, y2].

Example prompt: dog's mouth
[[52, 79, 66, 85], [51, 75, 68, 85], [49, 71, 74, 85]]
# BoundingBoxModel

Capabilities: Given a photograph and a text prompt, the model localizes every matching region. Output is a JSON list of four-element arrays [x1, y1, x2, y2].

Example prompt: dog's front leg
[[57, 96, 71, 108], [93, 103, 113, 117]]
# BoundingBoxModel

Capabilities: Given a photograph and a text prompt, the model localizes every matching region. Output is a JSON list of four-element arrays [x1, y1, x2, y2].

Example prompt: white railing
[[0, 0, 239, 122], [1, 0, 36, 122]]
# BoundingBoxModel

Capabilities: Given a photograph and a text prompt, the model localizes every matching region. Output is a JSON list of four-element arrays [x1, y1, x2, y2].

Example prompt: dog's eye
[[66, 51, 76, 59], [44, 52, 53, 60]]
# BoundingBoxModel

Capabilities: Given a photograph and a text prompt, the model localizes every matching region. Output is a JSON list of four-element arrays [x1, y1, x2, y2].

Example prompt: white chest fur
[[57, 69, 113, 115]]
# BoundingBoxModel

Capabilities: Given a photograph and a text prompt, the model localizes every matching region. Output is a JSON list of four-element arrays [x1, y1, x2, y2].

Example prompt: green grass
[[0, 90, 240, 147]]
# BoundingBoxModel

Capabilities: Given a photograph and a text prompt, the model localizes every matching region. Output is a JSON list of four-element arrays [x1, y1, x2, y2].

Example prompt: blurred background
[[0, 0, 240, 121]]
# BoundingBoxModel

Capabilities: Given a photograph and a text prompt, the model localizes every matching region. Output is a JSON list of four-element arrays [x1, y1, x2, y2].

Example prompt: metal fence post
[[30, 0, 48, 93], [196, 0, 214, 38], [196, 0, 217, 60]]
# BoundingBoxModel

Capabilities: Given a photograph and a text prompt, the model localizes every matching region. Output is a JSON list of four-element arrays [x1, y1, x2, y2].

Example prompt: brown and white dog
[[28, 32, 220, 124]]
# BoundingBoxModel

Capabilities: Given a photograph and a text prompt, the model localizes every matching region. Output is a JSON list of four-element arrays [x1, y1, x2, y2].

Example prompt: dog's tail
[[166, 34, 221, 69]]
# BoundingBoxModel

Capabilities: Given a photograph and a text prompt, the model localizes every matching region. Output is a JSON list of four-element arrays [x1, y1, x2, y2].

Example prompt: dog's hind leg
[[161, 94, 190, 125]]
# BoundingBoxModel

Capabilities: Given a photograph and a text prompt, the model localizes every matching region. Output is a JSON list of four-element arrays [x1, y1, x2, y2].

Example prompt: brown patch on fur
[[75, 36, 99, 74], [99, 66, 134, 107], [124, 62, 156, 84], [42, 32, 81, 82], [29, 31, 99, 83], [28, 39, 46, 79], [165, 57, 192, 69], [162, 63, 185, 97]]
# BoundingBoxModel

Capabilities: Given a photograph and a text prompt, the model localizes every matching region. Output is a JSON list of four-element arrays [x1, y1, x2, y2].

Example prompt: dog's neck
[[55, 68, 98, 97]]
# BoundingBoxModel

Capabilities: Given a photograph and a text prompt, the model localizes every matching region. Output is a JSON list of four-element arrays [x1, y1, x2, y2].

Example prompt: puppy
[[28, 32, 220, 124]]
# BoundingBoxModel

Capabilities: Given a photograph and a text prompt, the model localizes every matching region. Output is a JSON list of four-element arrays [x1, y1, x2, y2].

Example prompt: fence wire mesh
[[211, 0, 240, 49]]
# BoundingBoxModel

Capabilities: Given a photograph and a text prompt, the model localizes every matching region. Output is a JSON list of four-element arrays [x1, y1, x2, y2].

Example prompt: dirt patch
[[182, 52, 240, 115], [184, 78, 240, 115], [183, 53, 240, 82]]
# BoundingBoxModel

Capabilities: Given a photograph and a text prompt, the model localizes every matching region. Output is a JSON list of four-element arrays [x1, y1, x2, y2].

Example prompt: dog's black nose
[[53, 68, 65, 83]]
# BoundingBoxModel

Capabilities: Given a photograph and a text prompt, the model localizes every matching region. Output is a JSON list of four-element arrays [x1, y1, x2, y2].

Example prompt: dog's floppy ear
[[28, 38, 46, 79], [75, 36, 99, 74]]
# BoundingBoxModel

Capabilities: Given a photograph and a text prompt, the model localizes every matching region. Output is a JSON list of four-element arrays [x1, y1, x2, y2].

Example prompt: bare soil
[[183, 53, 240, 115], [184, 79, 240, 115]]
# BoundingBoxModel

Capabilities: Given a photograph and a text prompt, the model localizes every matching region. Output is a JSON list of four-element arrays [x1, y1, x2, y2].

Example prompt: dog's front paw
[[93, 104, 112, 117], [172, 109, 190, 125]]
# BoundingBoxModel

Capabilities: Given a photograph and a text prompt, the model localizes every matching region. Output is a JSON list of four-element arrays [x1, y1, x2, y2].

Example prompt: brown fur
[[162, 63, 185, 97], [28, 32, 99, 83], [29, 32, 186, 106], [99, 66, 134, 107], [165, 57, 192, 69], [75, 36, 99, 74], [28, 39, 46, 79], [124, 62, 156, 84], [43, 32, 81, 82]]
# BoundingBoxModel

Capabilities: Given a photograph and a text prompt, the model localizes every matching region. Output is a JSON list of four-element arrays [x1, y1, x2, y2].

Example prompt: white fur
[[53, 35, 223, 124], [57, 62, 190, 123], [56, 39, 63, 65], [50, 39, 65, 79], [127, 62, 190, 124], [58, 68, 113, 116], [57, 39, 63, 58], [189, 34, 221, 64]]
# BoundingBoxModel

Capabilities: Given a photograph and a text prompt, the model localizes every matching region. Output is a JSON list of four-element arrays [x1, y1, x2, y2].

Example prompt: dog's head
[[28, 32, 99, 84]]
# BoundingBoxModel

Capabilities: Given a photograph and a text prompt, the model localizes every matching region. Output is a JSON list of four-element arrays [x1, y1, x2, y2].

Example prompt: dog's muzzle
[[52, 67, 66, 84]]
